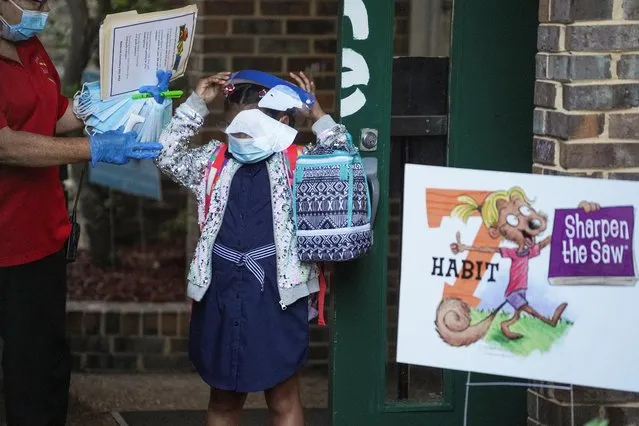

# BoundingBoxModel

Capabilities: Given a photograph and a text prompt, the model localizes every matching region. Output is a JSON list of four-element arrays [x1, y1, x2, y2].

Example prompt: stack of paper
[[98, 5, 198, 100]]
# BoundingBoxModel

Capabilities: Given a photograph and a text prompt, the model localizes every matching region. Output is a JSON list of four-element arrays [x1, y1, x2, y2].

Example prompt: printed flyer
[[396, 164, 639, 393], [99, 6, 197, 99]]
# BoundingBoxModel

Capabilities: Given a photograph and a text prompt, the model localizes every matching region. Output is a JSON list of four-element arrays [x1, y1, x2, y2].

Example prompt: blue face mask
[[228, 134, 274, 164], [0, 0, 49, 42]]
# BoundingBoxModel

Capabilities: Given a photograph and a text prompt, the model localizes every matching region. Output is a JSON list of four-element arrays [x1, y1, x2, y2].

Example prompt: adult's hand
[[88, 128, 163, 166]]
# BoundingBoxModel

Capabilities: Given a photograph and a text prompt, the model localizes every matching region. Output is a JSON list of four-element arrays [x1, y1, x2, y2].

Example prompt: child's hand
[[289, 71, 326, 122], [195, 72, 231, 105]]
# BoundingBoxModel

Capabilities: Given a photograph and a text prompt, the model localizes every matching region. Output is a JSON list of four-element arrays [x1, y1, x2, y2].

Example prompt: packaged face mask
[[73, 82, 103, 119], [92, 102, 132, 133], [75, 79, 173, 142], [137, 98, 171, 143]]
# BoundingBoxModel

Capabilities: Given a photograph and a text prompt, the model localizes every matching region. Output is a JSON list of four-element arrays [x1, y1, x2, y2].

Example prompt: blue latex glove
[[89, 128, 163, 166], [138, 70, 172, 104]]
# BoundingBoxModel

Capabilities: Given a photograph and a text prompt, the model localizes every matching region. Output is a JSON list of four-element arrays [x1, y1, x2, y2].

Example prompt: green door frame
[[331, 0, 537, 424]]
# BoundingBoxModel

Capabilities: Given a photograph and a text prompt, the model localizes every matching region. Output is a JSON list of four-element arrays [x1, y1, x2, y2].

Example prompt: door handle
[[362, 157, 380, 227]]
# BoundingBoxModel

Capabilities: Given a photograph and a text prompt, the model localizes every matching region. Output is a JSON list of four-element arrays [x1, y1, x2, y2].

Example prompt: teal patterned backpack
[[292, 132, 373, 262]]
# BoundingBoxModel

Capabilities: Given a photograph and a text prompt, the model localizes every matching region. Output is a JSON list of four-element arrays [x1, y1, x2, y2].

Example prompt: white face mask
[[224, 109, 298, 164]]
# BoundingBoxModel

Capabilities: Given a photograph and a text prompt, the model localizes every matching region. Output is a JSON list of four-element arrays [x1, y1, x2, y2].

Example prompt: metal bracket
[[391, 115, 448, 137]]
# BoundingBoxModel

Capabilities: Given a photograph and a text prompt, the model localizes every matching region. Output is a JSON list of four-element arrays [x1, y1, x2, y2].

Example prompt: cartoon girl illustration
[[435, 187, 599, 346]]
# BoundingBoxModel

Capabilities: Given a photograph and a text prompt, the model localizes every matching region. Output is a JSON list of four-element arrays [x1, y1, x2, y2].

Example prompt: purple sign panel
[[549, 206, 637, 285]]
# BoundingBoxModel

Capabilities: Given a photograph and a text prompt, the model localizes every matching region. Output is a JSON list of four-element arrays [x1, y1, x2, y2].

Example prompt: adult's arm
[[0, 126, 90, 167], [56, 103, 85, 135]]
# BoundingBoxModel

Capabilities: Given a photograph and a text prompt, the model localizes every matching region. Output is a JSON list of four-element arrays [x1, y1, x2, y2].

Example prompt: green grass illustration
[[470, 310, 573, 357]]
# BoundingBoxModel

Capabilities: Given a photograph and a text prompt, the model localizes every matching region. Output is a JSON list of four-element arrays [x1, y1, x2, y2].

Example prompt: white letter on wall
[[341, 48, 370, 118], [343, 0, 369, 41]]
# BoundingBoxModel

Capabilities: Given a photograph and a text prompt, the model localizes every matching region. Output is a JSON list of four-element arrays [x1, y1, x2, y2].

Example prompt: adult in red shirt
[[0, 1, 162, 424]]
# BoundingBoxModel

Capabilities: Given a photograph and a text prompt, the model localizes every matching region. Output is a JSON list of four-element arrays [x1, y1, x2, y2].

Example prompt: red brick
[[260, 1, 311, 16], [259, 38, 310, 54], [609, 113, 639, 140], [198, 0, 255, 16], [539, 0, 550, 22], [233, 56, 283, 72], [313, 39, 336, 54], [199, 18, 229, 35], [286, 56, 336, 72], [83, 313, 102, 336], [232, 19, 282, 35], [142, 313, 159, 336], [202, 56, 230, 72], [202, 38, 255, 54], [286, 19, 336, 35], [312, 75, 336, 91], [67, 312, 83, 335], [179, 313, 190, 337], [161, 313, 178, 336], [316, 0, 338, 16], [122, 313, 141, 337], [559, 141, 639, 169]]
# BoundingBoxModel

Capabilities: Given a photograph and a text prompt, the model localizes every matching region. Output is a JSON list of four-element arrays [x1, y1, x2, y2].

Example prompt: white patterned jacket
[[155, 93, 345, 307]]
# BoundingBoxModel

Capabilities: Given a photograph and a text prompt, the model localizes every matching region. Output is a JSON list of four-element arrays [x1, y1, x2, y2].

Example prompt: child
[[155, 70, 344, 426]]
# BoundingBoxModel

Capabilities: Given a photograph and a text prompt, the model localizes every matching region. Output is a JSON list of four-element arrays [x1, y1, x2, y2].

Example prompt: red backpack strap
[[203, 144, 228, 220], [317, 263, 327, 326], [284, 144, 302, 186]]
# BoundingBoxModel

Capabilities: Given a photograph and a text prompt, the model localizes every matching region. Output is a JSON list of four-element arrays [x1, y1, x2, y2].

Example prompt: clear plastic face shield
[[223, 70, 316, 153]]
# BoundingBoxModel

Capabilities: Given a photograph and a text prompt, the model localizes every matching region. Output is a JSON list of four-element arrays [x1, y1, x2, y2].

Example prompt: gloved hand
[[88, 128, 163, 166], [139, 70, 172, 104]]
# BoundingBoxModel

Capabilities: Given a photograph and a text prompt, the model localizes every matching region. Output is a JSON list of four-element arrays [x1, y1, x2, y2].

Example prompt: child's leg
[[207, 388, 247, 426], [264, 374, 304, 426]]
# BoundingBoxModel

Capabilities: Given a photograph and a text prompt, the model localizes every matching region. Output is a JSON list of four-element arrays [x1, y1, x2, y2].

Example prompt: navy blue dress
[[189, 157, 309, 393]]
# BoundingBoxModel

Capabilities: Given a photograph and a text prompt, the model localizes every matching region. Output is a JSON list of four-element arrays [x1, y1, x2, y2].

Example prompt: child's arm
[[155, 73, 230, 200], [155, 92, 218, 199], [289, 71, 350, 148]]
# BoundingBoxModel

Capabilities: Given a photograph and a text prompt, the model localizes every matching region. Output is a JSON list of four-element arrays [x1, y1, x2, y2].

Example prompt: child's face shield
[[258, 84, 305, 112], [224, 109, 298, 152], [226, 70, 316, 115]]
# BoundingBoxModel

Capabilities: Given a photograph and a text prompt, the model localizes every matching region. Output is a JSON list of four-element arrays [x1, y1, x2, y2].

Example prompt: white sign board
[[397, 164, 639, 393]]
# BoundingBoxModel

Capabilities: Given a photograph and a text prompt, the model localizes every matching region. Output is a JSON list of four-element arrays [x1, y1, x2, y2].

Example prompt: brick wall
[[533, 0, 639, 179], [67, 302, 193, 372], [187, 0, 410, 148], [67, 301, 331, 373], [531, 0, 639, 424]]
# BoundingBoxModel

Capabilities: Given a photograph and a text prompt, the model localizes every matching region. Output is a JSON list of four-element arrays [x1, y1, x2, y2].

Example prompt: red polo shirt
[[0, 37, 71, 267]]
